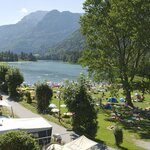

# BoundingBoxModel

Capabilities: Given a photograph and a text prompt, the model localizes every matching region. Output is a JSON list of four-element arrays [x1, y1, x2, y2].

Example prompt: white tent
[[51, 108, 59, 113], [63, 135, 98, 150], [49, 103, 57, 108], [47, 136, 98, 150], [47, 144, 62, 150]]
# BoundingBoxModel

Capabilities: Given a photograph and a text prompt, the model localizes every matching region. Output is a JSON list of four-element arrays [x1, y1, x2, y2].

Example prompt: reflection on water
[[8, 60, 87, 84]]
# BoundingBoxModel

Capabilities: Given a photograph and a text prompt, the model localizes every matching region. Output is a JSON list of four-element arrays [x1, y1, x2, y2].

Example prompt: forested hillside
[[0, 10, 81, 53], [0, 51, 36, 61], [39, 30, 86, 63]]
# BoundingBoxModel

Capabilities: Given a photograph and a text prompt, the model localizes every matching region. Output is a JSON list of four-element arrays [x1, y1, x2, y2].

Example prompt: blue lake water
[[8, 60, 87, 85]]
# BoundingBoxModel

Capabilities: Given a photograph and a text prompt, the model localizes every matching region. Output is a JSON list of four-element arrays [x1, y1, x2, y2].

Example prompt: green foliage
[[39, 30, 85, 63], [80, 0, 150, 107], [5, 68, 24, 97], [63, 76, 98, 137], [0, 130, 40, 150], [0, 63, 24, 96], [25, 92, 32, 104], [113, 126, 123, 146], [107, 84, 121, 98], [0, 51, 18, 62], [20, 52, 37, 61], [35, 83, 53, 113], [137, 52, 150, 79], [0, 51, 37, 62], [0, 63, 10, 93]]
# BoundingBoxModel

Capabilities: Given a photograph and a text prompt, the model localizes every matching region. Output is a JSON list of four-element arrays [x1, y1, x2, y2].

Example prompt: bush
[[26, 92, 32, 104], [0, 130, 39, 150], [35, 83, 53, 113], [5, 68, 24, 97], [113, 126, 123, 146], [63, 75, 98, 137]]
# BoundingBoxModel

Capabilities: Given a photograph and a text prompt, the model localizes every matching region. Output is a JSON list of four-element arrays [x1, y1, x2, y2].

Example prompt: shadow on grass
[[122, 119, 150, 139]]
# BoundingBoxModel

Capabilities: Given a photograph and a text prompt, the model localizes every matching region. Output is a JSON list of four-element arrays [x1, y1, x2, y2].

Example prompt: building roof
[[0, 117, 52, 134]]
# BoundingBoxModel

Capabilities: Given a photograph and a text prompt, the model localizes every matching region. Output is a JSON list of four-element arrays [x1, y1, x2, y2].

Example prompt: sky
[[0, 0, 85, 26]]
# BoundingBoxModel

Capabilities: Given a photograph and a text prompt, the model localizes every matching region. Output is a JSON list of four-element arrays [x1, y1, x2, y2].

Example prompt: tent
[[47, 136, 99, 150], [120, 98, 125, 103], [49, 103, 57, 108], [51, 108, 59, 113], [60, 104, 66, 108], [108, 97, 118, 103], [47, 144, 62, 150], [63, 135, 98, 150]]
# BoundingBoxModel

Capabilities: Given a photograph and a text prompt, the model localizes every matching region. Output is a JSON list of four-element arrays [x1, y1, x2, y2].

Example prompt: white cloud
[[20, 8, 28, 13]]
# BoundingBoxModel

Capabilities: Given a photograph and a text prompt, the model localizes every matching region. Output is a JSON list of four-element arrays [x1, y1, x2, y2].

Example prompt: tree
[[80, 0, 150, 107], [136, 52, 150, 95], [25, 91, 32, 104], [0, 63, 10, 93], [0, 130, 39, 150], [5, 68, 24, 97], [113, 126, 123, 146], [35, 83, 53, 113], [63, 76, 98, 137]]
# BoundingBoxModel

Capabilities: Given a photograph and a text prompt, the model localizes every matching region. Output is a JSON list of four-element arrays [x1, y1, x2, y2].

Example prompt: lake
[[8, 60, 87, 85]]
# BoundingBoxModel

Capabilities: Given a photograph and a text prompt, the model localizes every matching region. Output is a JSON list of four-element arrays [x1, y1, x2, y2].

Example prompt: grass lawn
[[20, 99, 147, 149], [96, 109, 145, 150], [19, 98, 71, 129], [0, 106, 17, 118], [18, 86, 150, 149]]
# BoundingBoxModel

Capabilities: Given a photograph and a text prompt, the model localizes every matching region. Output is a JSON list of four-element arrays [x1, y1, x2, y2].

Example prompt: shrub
[[5, 68, 24, 97], [35, 83, 53, 113], [63, 75, 98, 137], [0, 130, 39, 150], [113, 126, 123, 146], [26, 92, 32, 104]]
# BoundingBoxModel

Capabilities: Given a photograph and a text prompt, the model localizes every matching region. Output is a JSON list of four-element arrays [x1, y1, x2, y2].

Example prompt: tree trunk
[[122, 76, 134, 107], [125, 88, 133, 107]]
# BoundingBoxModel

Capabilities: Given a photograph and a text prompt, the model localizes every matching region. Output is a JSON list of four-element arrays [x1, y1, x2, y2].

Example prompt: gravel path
[[2, 94, 115, 150], [2, 94, 72, 143]]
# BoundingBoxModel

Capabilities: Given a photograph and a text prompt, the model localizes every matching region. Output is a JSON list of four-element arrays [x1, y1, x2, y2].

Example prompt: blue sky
[[0, 0, 85, 26]]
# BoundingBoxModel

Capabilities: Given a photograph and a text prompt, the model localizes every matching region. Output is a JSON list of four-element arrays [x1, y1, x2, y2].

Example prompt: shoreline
[[7, 60, 86, 85]]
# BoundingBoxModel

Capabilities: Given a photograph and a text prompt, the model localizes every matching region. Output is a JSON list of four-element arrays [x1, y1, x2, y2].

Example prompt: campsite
[[14, 82, 150, 150], [0, 0, 150, 149]]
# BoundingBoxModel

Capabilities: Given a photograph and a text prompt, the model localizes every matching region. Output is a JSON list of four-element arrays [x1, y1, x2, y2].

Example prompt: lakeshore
[[8, 60, 87, 85]]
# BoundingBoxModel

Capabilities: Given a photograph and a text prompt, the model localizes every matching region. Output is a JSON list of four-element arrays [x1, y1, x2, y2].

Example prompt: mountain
[[0, 11, 48, 52], [38, 30, 86, 63], [0, 10, 81, 53], [44, 29, 85, 54], [18, 11, 48, 26]]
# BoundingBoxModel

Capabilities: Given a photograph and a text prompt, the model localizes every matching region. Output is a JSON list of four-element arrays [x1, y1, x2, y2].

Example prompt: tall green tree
[[0, 63, 10, 93], [0, 131, 39, 150], [35, 83, 53, 113], [80, 0, 150, 107], [5, 68, 24, 97], [63, 76, 98, 137]]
